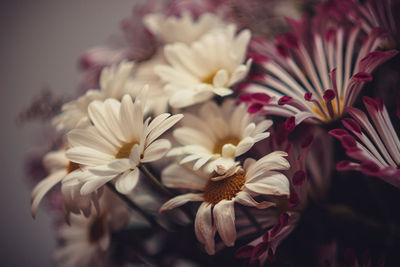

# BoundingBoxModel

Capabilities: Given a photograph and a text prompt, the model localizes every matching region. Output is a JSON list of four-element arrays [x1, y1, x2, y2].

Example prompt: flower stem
[[139, 165, 173, 197], [139, 164, 195, 222], [239, 205, 262, 234], [106, 182, 162, 229]]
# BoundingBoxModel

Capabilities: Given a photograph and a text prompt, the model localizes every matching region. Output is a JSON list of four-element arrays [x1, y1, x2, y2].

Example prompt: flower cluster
[[24, 0, 400, 266]]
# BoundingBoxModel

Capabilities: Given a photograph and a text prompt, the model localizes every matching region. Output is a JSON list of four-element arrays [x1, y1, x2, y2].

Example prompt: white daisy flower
[[128, 49, 170, 115], [155, 24, 252, 108], [168, 99, 272, 172], [160, 151, 290, 255], [54, 190, 130, 267], [143, 12, 224, 44], [30, 149, 100, 218], [52, 61, 136, 132], [66, 93, 183, 195]]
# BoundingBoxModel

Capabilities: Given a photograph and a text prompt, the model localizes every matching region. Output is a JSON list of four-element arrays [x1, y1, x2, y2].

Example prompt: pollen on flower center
[[213, 137, 240, 154], [67, 161, 80, 173], [88, 214, 106, 244], [312, 98, 344, 122], [203, 168, 246, 205], [202, 71, 217, 84], [116, 142, 137, 159]]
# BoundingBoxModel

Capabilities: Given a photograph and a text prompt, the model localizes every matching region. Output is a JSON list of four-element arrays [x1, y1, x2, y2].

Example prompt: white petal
[[141, 139, 171, 163], [31, 170, 66, 217], [194, 203, 216, 255], [234, 137, 255, 157], [146, 114, 184, 145], [213, 69, 229, 87], [129, 144, 141, 167], [80, 176, 115, 195], [235, 191, 276, 209], [67, 128, 116, 155], [246, 151, 289, 180], [66, 147, 113, 167], [115, 169, 139, 194], [213, 200, 236, 247], [160, 193, 204, 212], [162, 164, 208, 190], [245, 171, 290, 196]]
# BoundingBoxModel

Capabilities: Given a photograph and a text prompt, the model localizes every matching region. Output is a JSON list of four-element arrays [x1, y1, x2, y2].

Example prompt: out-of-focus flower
[[240, 16, 397, 128], [30, 149, 101, 219], [53, 190, 131, 267], [314, 0, 400, 46], [144, 12, 224, 44], [168, 99, 272, 173], [155, 24, 252, 108], [66, 93, 183, 195], [53, 61, 136, 132], [330, 96, 400, 188], [160, 152, 290, 254]]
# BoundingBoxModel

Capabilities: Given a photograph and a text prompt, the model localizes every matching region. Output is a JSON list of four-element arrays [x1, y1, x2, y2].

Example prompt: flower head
[[53, 61, 136, 132], [155, 24, 252, 108], [240, 19, 397, 128], [160, 151, 290, 254], [168, 99, 272, 172], [144, 12, 224, 44], [330, 96, 400, 188], [66, 92, 183, 195]]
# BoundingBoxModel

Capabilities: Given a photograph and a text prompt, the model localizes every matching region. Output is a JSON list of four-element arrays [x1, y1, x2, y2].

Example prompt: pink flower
[[239, 15, 397, 129], [330, 96, 400, 188]]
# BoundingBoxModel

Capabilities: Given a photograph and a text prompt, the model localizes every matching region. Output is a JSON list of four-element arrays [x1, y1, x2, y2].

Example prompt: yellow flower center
[[202, 71, 217, 85], [203, 168, 246, 205], [88, 214, 106, 244], [115, 142, 137, 159], [213, 137, 240, 154], [312, 98, 344, 122], [67, 161, 80, 173]]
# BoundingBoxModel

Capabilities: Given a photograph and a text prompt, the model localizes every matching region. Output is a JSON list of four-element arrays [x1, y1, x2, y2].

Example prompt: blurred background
[[0, 1, 134, 265]]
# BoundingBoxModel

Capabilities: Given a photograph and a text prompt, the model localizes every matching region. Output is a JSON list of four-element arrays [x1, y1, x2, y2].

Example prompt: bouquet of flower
[[23, 0, 400, 266]]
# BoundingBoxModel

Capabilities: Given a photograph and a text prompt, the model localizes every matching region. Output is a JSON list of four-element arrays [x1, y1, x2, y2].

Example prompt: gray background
[[0, 1, 135, 266]]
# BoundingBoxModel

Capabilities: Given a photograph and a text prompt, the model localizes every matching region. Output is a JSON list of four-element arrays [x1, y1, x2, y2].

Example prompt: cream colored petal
[[141, 139, 171, 163], [162, 164, 208, 190], [31, 170, 66, 217], [213, 200, 236, 247], [194, 203, 216, 255], [115, 169, 139, 194], [160, 193, 204, 212]]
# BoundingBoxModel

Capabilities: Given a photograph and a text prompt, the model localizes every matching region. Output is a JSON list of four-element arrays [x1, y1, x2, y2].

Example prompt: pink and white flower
[[240, 17, 397, 128], [330, 96, 400, 188]]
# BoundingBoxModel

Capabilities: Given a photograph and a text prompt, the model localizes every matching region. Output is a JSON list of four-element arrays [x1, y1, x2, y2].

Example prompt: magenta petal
[[288, 192, 300, 207], [363, 96, 384, 111], [360, 161, 381, 175], [336, 160, 352, 171], [324, 28, 336, 42], [262, 231, 269, 243], [251, 93, 271, 104], [285, 117, 296, 131], [248, 103, 264, 114], [342, 118, 362, 134], [329, 129, 348, 139], [252, 242, 269, 258], [292, 170, 306, 186], [278, 96, 292, 105], [341, 135, 357, 149], [353, 72, 373, 82], [248, 53, 269, 64], [239, 94, 252, 103], [236, 245, 255, 259]]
